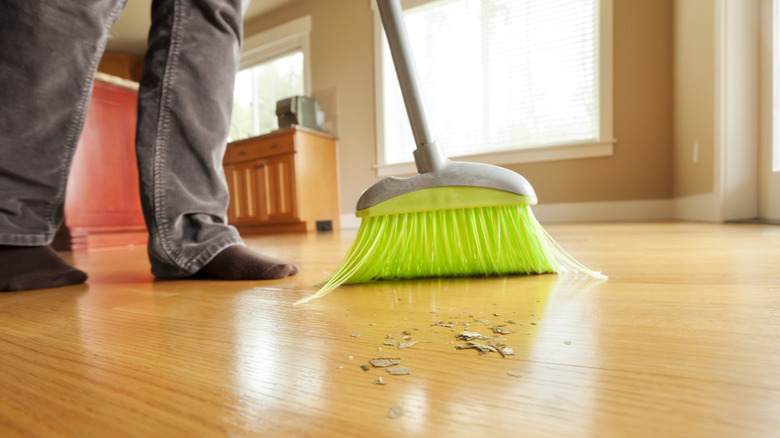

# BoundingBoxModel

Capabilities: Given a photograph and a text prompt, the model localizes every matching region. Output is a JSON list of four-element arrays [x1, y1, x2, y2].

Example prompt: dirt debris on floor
[[388, 405, 404, 419], [344, 308, 541, 419], [455, 331, 491, 341], [369, 357, 402, 368], [386, 365, 411, 376]]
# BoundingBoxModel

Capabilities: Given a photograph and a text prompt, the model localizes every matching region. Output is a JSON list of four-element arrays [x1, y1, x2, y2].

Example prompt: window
[[230, 51, 304, 141], [229, 16, 311, 142], [375, 0, 613, 175]]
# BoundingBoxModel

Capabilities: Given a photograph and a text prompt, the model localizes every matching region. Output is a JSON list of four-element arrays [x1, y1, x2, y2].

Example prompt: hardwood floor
[[1, 222, 779, 437]]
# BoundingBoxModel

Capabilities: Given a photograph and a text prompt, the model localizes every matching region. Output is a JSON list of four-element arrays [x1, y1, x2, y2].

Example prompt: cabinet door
[[265, 154, 297, 221], [225, 154, 297, 224], [65, 81, 144, 228], [225, 161, 269, 224]]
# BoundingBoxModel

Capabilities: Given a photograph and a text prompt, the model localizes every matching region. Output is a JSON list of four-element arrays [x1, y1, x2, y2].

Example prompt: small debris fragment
[[360, 364, 370, 371], [369, 323, 376, 326], [492, 343, 515, 357], [456, 331, 490, 341], [384, 341, 397, 346], [369, 358, 402, 368], [530, 323, 537, 326], [351, 333, 362, 338], [455, 341, 498, 355], [507, 371, 522, 378], [398, 341, 418, 349], [491, 327, 514, 335], [388, 405, 404, 419], [374, 377, 386, 385], [505, 320, 517, 325], [386, 366, 411, 375], [564, 341, 572, 345]]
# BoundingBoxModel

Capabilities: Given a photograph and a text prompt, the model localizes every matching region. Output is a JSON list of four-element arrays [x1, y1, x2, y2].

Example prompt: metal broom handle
[[377, 0, 448, 173]]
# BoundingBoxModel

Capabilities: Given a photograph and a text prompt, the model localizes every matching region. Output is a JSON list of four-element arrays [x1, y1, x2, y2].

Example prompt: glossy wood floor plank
[[1, 222, 779, 437]]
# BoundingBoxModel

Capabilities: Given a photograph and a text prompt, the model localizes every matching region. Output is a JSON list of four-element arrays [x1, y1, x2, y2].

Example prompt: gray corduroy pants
[[0, 0, 250, 277]]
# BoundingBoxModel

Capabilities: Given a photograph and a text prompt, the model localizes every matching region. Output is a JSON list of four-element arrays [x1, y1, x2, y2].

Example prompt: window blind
[[381, 0, 600, 166]]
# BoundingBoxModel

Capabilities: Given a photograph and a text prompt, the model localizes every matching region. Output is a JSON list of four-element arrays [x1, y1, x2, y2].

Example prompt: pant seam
[[152, 0, 187, 269]]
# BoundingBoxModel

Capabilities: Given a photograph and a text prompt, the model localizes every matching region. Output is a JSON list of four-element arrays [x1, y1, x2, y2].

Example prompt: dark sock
[[0, 245, 88, 292], [197, 245, 298, 280]]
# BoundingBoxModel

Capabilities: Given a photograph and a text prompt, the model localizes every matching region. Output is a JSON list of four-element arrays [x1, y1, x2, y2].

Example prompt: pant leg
[[0, 0, 127, 246], [136, 0, 250, 277]]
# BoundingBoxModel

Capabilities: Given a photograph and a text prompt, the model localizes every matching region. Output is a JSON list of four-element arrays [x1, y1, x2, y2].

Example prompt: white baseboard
[[532, 199, 674, 223], [340, 214, 362, 230], [673, 192, 722, 222]]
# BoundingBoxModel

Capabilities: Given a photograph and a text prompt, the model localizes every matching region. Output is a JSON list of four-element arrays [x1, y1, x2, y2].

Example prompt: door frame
[[760, 0, 780, 221]]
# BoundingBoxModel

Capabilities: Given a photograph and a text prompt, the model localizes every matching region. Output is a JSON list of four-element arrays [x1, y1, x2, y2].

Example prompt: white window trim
[[371, 0, 615, 177], [241, 15, 312, 94]]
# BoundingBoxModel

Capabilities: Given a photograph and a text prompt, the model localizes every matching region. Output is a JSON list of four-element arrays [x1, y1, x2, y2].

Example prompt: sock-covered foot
[[0, 245, 88, 292], [197, 245, 298, 280]]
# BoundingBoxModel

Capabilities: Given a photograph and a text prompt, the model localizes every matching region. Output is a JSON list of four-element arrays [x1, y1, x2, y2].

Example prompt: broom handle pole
[[377, 0, 448, 173]]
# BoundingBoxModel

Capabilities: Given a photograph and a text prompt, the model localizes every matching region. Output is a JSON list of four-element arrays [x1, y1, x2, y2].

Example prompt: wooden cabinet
[[223, 127, 340, 234], [54, 78, 147, 252]]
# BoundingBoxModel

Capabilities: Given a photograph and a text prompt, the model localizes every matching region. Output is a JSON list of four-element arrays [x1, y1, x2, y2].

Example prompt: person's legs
[[0, 0, 126, 291], [136, 0, 297, 280]]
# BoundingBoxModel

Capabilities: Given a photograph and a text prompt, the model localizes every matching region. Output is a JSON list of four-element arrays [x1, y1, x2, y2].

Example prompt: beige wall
[[245, 0, 675, 214], [673, 0, 715, 197], [245, 1, 378, 215], [512, 0, 675, 204]]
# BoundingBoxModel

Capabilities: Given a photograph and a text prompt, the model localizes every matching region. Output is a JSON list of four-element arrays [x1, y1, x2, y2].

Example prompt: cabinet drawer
[[224, 135, 294, 163], [226, 135, 294, 163]]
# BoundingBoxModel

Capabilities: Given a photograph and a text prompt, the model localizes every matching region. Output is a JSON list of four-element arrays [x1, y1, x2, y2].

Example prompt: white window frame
[[372, 0, 615, 177], [240, 15, 312, 97]]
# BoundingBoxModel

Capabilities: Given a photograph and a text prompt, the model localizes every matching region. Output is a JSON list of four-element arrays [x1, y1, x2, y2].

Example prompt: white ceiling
[[106, 0, 297, 56]]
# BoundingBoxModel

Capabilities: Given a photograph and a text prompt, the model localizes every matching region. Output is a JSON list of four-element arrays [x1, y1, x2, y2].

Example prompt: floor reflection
[[290, 272, 606, 430]]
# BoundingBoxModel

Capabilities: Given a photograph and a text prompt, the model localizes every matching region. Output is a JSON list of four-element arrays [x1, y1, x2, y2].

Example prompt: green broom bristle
[[295, 203, 605, 305]]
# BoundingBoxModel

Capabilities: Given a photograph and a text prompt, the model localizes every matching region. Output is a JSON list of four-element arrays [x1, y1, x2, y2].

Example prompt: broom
[[295, 0, 605, 305]]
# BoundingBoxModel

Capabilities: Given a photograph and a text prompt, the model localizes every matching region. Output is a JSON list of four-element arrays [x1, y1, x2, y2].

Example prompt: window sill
[[375, 139, 616, 177]]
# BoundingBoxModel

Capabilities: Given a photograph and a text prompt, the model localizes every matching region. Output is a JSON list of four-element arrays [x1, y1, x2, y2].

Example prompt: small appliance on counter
[[276, 96, 324, 130]]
